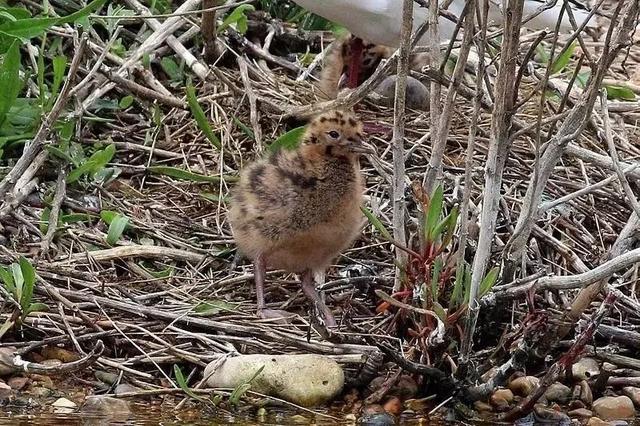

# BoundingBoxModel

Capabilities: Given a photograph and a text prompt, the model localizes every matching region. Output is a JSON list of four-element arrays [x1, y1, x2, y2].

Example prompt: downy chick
[[229, 110, 372, 326]]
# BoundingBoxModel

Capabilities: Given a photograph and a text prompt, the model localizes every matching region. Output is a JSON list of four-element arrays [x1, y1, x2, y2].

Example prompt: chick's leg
[[347, 37, 364, 89], [254, 254, 292, 321], [301, 270, 337, 327]]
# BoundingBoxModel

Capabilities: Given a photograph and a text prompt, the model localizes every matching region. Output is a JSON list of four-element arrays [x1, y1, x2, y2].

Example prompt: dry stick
[[502, 4, 567, 282], [104, 72, 186, 109], [457, 0, 489, 363], [390, 0, 413, 293], [493, 247, 640, 298], [83, 0, 207, 110], [423, 0, 475, 194], [465, 0, 525, 355], [56, 245, 206, 264], [425, 0, 442, 178], [40, 168, 68, 255], [237, 57, 263, 151], [501, 292, 616, 422], [201, 0, 221, 63], [0, 341, 104, 376], [501, 0, 639, 279], [600, 92, 640, 218], [0, 33, 88, 203]]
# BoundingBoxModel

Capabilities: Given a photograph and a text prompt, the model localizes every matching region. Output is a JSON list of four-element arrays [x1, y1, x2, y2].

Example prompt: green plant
[[365, 184, 500, 349], [0, 257, 48, 338]]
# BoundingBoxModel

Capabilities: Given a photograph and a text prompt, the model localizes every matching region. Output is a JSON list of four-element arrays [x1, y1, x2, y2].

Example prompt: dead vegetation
[[1, 0, 640, 422]]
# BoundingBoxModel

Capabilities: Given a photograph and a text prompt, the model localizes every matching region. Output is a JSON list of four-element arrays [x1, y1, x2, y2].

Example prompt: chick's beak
[[348, 141, 375, 155]]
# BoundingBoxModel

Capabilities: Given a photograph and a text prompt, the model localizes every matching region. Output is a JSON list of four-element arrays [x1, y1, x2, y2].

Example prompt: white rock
[[204, 354, 344, 407], [52, 397, 77, 414], [572, 357, 600, 380]]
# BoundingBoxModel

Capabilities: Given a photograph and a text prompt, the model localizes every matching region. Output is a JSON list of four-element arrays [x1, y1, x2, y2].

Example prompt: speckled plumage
[[229, 110, 370, 326]]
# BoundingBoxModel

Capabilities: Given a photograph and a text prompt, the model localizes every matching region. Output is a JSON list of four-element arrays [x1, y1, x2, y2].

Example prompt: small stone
[[533, 406, 571, 424], [52, 397, 77, 414], [95, 371, 119, 385], [592, 396, 635, 420], [509, 376, 539, 397], [374, 75, 429, 110], [622, 386, 640, 408], [362, 404, 385, 415], [358, 412, 396, 426], [30, 375, 53, 387], [114, 384, 139, 395], [41, 347, 80, 363], [0, 381, 11, 398], [383, 396, 401, 416], [587, 418, 615, 426], [474, 401, 493, 413], [602, 363, 618, 372], [580, 380, 593, 405], [8, 377, 29, 390], [568, 408, 593, 418], [569, 400, 586, 410], [29, 387, 53, 398], [290, 414, 310, 424], [572, 358, 600, 380], [393, 375, 418, 399], [404, 397, 432, 412], [544, 382, 572, 404], [0, 347, 16, 376], [81, 396, 130, 421], [204, 354, 344, 407], [491, 388, 514, 407]]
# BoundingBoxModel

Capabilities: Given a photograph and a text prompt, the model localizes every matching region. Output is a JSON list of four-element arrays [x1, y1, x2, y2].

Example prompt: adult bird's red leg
[[301, 270, 337, 327], [347, 37, 364, 89]]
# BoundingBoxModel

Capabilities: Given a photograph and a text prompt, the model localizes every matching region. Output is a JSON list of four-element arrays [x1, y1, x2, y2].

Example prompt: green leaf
[[0, 0, 106, 41], [186, 82, 221, 149], [449, 262, 466, 309], [232, 115, 255, 140], [48, 55, 67, 109], [576, 71, 591, 89], [0, 40, 21, 129], [441, 207, 459, 249], [605, 85, 636, 101], [19, 257, 35, 312], [479, 267, 500, 298], [25, 302, 48, 316], [147, 166, 235, 183], [194, 300, 241, 315], [39, 206, 51, 234], [425, 185, 444, 242], [0, 266, 14, 296], [218, 4, 255, 34], [229, 365, 264, 405], [433, 301, 446, 322], [430, 258, 442, 301], [267, 126, 305, 153], [160, 57, 182, 81], [550, 42, 575, 75], [361, 206, 392, 240], [119, 95, 134, 109], [46, 145, 76, 166], [67, 144, 116, 183], [106, 214, 129, 245], [173, 365, 205, 401], [11, 262, 23, 303], [0, 318, 14, 340], [535, 43, 550, 64]]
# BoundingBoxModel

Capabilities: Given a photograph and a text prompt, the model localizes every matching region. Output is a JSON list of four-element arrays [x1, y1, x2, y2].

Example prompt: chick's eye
[[327, 131, 340, 139]]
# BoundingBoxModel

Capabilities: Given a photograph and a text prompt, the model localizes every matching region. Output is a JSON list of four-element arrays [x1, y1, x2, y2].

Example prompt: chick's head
[[303, 110, 373, 157]]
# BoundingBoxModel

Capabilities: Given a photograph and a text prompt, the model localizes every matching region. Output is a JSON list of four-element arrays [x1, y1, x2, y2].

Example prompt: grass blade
[[361, 206, 392, 240], [106, 214, 129, 246], [186, 82, 221, 149], [0, 40, 21, 128], [148, 166, 236, 183]]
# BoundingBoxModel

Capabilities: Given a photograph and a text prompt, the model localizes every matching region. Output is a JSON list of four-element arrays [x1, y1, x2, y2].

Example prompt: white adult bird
[[292, 0, 595, 47], [292, 0, 596, 88]]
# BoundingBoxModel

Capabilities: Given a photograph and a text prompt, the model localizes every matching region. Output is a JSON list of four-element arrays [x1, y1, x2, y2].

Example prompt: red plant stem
[[501, 292, 617, 422]]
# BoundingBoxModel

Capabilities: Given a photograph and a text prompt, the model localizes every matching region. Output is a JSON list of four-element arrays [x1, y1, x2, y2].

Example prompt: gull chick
[[229, 110, 372, 326]]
